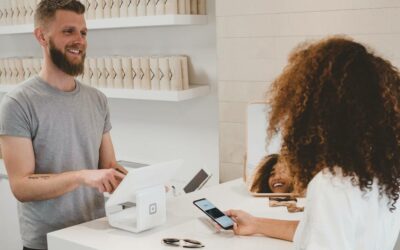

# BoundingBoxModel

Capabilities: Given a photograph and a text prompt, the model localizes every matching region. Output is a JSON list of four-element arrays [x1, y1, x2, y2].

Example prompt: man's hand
[[79, 169, 126, 193], [111, 163, 129, 175], [225, 209, 259, 236]]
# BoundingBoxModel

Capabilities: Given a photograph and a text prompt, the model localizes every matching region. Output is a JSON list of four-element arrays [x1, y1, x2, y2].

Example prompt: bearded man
[[0, 1, 127, 249]]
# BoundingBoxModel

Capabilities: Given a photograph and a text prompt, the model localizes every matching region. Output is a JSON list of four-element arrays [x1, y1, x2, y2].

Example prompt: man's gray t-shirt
[[0, 76, 112, 249]]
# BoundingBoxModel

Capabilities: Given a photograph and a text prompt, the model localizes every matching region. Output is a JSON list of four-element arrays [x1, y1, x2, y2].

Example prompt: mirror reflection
[[245, 103, 297, 196], [249, 154, 294, 194]]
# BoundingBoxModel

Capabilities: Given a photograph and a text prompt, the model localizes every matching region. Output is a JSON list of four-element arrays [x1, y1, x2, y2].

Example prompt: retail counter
[[48, 179, 303, 250]]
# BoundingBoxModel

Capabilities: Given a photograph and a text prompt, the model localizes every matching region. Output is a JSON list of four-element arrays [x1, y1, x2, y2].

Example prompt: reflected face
[[268, 162, 293, 193]]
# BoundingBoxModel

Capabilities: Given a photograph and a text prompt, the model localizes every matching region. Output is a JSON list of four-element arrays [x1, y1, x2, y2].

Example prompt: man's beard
[[49, 39, 85, 76]]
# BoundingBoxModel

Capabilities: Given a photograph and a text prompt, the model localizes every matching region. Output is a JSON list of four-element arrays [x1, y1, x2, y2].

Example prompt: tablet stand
[[106, 185, 166, 233]]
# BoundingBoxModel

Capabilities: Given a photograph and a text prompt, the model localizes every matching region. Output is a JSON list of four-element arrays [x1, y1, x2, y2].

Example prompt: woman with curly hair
[[250, 154, 294, 193], [226, 36, 400, 249]]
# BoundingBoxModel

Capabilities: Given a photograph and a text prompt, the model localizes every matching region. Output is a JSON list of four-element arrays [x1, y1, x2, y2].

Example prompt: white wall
[[216, 0, 400, 182]]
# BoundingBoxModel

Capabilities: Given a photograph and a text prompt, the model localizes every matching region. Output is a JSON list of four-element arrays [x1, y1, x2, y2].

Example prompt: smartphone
[[183, 169, 212, 193], [193, 198, 234, 230]]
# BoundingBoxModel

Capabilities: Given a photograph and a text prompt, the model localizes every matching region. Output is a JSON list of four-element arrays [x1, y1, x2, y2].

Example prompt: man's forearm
[[255, 218, 299, 241], [12, 171, 83, 202]]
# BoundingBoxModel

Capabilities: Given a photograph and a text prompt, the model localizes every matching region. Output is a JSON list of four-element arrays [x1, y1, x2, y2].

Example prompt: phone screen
[[193, 198, 234, 229]]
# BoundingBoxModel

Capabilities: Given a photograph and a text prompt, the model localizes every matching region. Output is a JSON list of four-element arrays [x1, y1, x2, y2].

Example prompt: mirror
[[244, 102, 296, 197]]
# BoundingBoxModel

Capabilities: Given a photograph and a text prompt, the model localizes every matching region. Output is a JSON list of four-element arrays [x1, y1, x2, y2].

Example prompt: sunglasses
[[162, 238, 205, 248]]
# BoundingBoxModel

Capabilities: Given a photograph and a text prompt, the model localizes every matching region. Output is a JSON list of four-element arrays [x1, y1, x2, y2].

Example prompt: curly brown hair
[[267, 36, 400, 210]]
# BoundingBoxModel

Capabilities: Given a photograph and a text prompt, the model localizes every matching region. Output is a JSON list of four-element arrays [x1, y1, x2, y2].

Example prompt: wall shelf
[[0, 15, 208, 35], [99, 85, 210, 101], [0, 84, 210, 101]]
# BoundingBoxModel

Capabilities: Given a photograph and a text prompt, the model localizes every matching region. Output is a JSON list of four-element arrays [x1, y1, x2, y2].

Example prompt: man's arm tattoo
[[28, 175, 51, 180]]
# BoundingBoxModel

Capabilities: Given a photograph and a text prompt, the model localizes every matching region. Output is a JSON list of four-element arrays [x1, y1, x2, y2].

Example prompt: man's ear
[[34, 28, 48, 47]]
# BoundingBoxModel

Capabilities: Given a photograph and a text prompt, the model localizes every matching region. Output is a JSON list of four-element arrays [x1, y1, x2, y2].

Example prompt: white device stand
[[106, 185, 166, 233], [105, 160, 182, 233]]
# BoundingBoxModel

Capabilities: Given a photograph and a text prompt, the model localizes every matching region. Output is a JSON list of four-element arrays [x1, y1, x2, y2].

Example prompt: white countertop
[[48, 179, 303, 250]]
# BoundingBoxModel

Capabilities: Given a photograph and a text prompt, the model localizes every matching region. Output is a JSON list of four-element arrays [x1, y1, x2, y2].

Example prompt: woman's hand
[[225, 209, 260, 236]]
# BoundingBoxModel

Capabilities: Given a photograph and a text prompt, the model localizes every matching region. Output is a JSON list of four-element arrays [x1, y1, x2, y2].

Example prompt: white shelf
[[0, 15, 208, 35], [99, 85, 210, 101], [0, 84, 210, 101]]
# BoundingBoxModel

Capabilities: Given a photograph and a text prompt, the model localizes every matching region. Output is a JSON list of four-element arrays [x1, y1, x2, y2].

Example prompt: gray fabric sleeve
[[0, 96, 31, 138]]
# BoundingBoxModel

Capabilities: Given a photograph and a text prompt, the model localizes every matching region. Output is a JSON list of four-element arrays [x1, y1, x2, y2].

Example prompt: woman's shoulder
[[310, 167, 354, 184], [307, 167, 391, 208], [307, 167, 363, 197]]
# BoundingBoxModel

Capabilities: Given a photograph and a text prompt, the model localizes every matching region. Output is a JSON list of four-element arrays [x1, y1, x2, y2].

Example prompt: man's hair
[[34, 0, 85, 28], [267, 36, 400, 210]]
